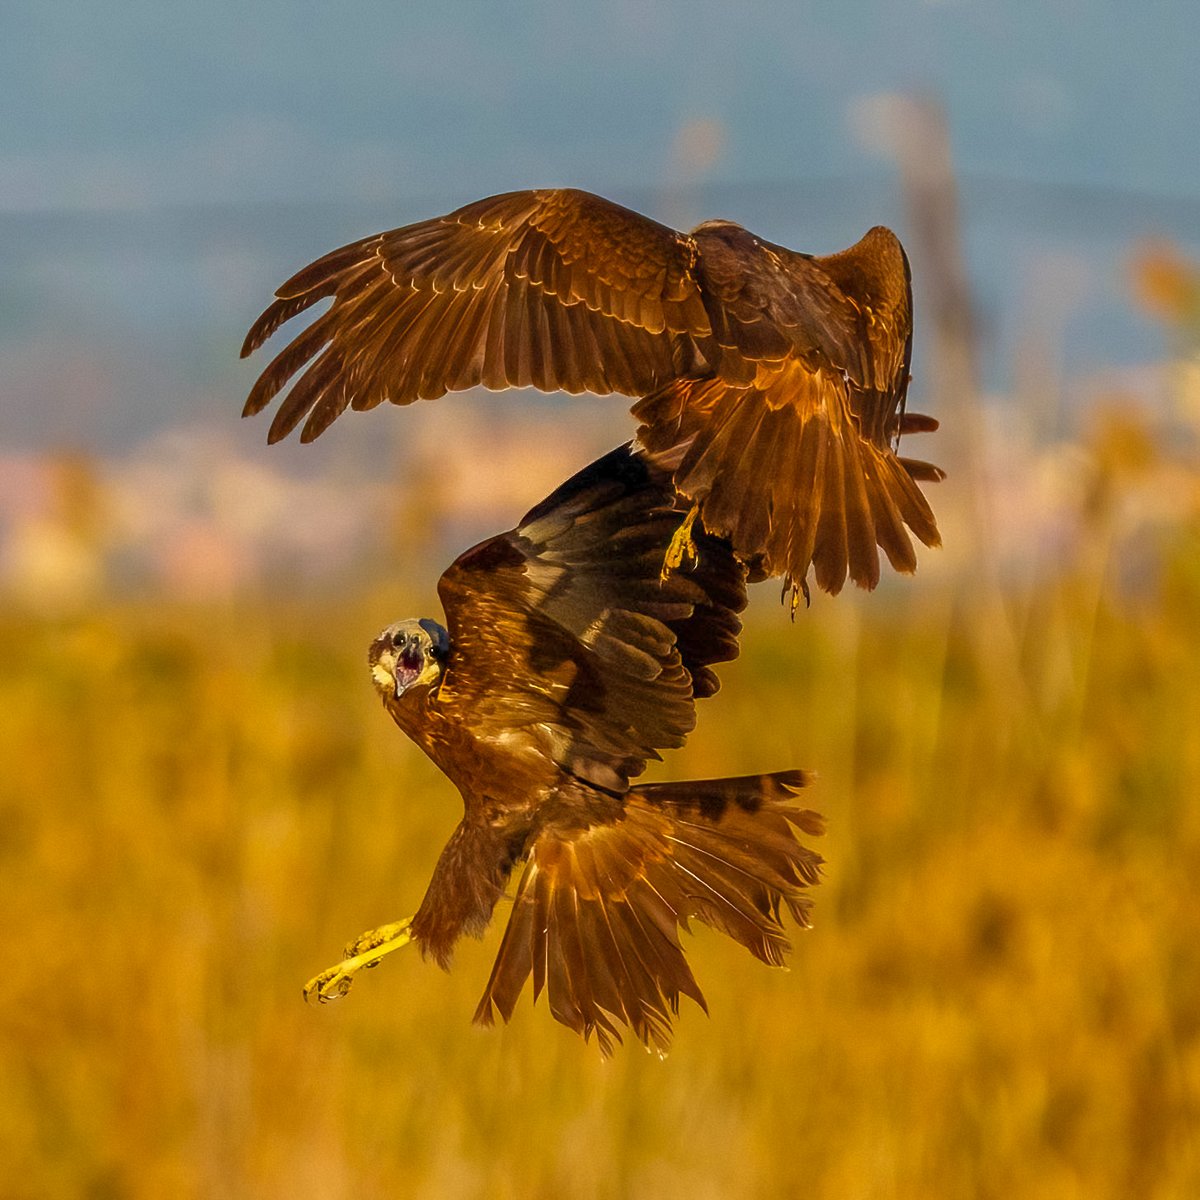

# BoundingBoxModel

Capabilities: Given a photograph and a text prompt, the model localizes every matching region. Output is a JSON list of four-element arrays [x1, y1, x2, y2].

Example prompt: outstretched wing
[[242, 187, 943, 593], [434, 444, 746, 794], [810, 225, 913, 427], [241, 189, 711, 443]]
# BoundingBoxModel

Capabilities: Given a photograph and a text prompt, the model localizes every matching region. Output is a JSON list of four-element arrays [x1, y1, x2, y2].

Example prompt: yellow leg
[[302, 918, 413, 1004], [661, 504, 701, 581]]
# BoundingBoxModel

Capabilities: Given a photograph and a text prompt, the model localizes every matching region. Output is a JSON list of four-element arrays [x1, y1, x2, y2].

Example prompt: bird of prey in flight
[[241, 188, 943, 604], [302, 445, 823, 1053]]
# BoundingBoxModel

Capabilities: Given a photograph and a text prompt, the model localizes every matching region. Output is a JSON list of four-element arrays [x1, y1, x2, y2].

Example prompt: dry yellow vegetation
[[5, 275, 1200, 1196]]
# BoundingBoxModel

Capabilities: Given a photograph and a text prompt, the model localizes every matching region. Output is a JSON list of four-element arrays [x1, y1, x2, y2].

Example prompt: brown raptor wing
[[635, 223, 942, 594], [241, 189, 711, 443], [241, 189, 943, 592], [434, 444, 746, 794]]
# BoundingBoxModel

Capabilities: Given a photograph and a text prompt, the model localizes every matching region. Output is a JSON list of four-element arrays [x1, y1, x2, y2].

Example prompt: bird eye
[[391, 632, 407, 649]]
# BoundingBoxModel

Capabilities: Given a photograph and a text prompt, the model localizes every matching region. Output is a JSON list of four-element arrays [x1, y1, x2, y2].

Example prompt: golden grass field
[[4, 383, 1200, 1195]]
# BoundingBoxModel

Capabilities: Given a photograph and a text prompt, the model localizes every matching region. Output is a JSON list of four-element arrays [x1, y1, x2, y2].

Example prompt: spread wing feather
[[435, 445, 747, 793], [633, 359, 942, 594]]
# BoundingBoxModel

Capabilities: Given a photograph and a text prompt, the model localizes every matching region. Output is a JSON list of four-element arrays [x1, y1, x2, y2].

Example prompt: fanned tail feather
[[473, 770, 822, 1054]]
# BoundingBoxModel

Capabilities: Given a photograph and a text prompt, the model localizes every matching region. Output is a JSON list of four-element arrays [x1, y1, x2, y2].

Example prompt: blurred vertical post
[[891, 100, 980, 427], [855, 94, 1026, 699], [659, 117, 726, 232], [860, 96, 985, 544]]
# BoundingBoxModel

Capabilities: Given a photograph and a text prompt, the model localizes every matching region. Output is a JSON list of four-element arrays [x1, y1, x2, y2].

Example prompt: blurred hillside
[[3, 171, 1198, 453], [3, 166, 1197, 605]]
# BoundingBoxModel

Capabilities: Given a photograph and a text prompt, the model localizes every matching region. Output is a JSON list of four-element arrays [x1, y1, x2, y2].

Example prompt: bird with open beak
[[302, 445, 823, 1054]]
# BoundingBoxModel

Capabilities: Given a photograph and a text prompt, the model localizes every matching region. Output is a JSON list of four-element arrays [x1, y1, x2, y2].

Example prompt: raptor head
[[368, 618, 450, 700]]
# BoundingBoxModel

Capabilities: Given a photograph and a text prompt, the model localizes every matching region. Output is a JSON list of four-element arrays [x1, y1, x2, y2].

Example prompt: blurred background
[[3, 2, 1200, 1197]]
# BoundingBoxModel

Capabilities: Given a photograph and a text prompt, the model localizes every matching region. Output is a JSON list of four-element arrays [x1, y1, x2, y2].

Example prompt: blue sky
[[4, 0, 1198, 210]]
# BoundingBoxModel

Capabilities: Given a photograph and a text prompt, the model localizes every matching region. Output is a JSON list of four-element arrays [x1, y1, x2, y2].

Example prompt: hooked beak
[[391, 644, 425, 697]]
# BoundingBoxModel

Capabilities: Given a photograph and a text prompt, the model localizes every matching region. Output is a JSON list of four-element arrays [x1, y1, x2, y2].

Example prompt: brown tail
[[633, 375, 943, 596], [473, 770, 823, 1054]]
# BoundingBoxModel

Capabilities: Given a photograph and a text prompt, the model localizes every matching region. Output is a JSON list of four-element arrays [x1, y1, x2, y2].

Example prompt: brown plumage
[[309, 445, 822, 1053], [241, 188, 944, 598]]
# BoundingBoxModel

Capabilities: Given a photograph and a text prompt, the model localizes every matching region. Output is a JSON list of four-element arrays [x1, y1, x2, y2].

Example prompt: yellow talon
[[661, 504, 701, 581], [303, 918, 414, 1004], [781, 577, 811, 620]]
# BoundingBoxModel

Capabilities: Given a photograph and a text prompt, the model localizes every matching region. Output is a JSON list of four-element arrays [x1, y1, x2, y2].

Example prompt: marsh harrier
[[302, 445, 823, 1052]]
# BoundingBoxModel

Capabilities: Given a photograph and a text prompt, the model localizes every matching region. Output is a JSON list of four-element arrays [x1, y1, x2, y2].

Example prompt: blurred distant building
[[0, 400, 620, 605], [0, 451, 111, 613]]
